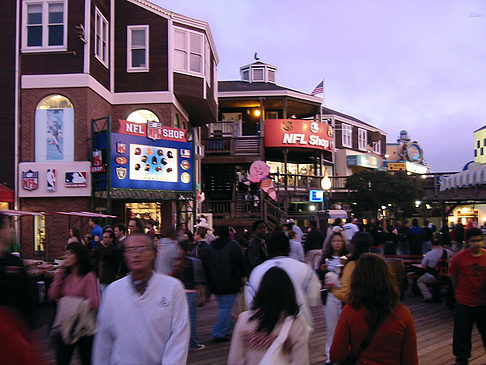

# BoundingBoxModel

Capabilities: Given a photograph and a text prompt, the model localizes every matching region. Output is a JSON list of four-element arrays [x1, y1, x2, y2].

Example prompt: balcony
[[203, 121, 262, 157]]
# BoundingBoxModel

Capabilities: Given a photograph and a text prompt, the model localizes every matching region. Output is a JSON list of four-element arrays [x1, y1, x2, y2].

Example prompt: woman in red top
[[330, 253, 418, 365]]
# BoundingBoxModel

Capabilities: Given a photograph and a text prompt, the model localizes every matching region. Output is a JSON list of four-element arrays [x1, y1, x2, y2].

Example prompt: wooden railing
[[204, 136, 261, 155], [269, 173, 350, 192]]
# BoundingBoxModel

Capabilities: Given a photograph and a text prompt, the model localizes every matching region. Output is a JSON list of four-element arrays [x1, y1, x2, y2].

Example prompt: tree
[[345, 170, 423, 217]]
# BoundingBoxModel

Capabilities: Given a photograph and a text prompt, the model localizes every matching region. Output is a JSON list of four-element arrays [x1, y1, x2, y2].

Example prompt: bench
[[384, 254, 423, 268]]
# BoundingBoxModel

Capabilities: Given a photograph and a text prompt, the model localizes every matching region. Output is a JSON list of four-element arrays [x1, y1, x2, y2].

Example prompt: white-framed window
[[252, 68, 264, 82], [373, 140, 381, 154], [341, 123, 352, 148], [94, 7, 108, 67], [127, 25, 149, 72], [358, 128, 367, 151], [174, 27, 206, 76], [268, 69, 276, 83], [22, 1, 67, 51]]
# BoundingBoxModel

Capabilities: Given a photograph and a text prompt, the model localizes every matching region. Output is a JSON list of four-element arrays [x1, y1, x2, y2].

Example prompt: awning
[[318, 209, 348, 219], [48, 211, 118, 218], [440, 163, 486, 191], [0, 209, 42, 216], [0, 184, 14, 203], [111, 188, 194, 200]]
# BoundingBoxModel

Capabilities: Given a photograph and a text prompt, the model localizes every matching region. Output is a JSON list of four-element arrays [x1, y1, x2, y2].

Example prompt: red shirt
[[449, 248, 486, 306], [330, 304, 418, 365]]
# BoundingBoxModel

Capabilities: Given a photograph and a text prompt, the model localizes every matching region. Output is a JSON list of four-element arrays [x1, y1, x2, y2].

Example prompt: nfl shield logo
[[147, 121, 162, 140], [116, 143, 126, 154], [116, 167, 127, 179], [22, 169, 39, 191]]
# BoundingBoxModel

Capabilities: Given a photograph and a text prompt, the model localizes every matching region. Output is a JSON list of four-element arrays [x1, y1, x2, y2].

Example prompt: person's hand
[[93, 235, 100, 242], [320, 263, 328, 271], [323, 282, 336, 289]]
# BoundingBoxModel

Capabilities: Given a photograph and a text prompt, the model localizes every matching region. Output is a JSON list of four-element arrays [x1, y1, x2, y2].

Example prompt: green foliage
[[345, 170, 423, 216]]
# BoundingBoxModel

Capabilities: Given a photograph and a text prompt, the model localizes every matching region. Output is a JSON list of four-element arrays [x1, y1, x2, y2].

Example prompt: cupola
[[240, 55, 277, 84]]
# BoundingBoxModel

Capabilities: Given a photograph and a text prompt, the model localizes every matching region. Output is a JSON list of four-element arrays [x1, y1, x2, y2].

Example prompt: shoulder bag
[[258, 316, 295, 365]]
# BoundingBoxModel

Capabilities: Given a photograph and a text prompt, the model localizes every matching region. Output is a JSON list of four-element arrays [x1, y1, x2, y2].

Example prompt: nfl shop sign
[[264, 119, 333, 152], [118, 120, 186, 142]]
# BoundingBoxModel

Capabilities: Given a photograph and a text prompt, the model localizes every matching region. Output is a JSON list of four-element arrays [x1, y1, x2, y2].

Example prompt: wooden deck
[[32, 288, 486, 364]]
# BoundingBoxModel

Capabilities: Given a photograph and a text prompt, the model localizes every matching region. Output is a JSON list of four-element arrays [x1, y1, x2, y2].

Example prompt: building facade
[[7, 0, 218, 259]]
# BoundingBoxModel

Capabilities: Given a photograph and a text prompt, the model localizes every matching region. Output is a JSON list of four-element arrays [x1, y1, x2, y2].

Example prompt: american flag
[[311, 80, 324, 96]]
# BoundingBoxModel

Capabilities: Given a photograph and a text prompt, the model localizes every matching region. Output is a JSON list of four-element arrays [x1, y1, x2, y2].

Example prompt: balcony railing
[[269, 173, 350, 192]]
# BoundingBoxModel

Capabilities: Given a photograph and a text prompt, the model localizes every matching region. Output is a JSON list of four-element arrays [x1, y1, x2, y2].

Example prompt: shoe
[[190, 344, 206, 351], [210, 336, 230, 343]]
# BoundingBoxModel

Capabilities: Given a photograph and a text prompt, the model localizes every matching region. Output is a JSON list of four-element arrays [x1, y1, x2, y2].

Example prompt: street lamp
[[321, 171, 332, 233]]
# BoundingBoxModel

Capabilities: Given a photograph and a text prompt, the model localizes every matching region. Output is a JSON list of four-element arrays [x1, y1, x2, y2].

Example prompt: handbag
[[338, 319, 382, 365], [258, 316, 294, 365]]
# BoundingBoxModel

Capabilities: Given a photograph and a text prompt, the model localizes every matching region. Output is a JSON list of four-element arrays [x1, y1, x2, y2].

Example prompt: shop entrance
[[125, 202, 162, 234]]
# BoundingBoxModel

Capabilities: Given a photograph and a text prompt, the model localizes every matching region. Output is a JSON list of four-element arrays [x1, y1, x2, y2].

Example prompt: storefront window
[[35, 94, 74, 161], [34, 214, 46, 255], [126, 202, 161, 233], [126, 109, 160, 124]]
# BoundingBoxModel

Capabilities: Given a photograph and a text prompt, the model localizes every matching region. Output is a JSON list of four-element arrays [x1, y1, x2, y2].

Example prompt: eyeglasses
[[125, 246, 151, 254]]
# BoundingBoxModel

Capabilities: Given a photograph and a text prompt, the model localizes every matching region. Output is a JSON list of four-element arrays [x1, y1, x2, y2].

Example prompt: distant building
[[386, 130, 430, 174], [474, 125, 486, 164]]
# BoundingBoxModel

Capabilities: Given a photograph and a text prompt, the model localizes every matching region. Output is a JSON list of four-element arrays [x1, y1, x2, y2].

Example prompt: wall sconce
[[253, 109, 261, 117]]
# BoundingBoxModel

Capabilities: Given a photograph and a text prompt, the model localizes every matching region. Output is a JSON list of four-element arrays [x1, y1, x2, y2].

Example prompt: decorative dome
[[240, 58, 277, 84]]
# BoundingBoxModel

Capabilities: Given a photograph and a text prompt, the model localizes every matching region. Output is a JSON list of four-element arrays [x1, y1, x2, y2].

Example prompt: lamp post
[[321, 171, 332, 233]]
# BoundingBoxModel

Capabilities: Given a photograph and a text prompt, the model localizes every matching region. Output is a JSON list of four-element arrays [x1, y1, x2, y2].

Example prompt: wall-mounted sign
[[347, 154, 381, 169], [19, 162, 91, 197], [387, 161, 427, 174], [110, 131, 193, 192], [264, 119, 333, 151], [309, 190, 324, 203]]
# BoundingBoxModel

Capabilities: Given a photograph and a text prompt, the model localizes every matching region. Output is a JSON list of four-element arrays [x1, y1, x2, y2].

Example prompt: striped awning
[[440, 163, 486, 191]]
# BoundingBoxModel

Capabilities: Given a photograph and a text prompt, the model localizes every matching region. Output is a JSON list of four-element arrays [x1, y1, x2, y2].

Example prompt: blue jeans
[[453, 303, 486, 363], [399, 241, 410, 255], [422, 241, 432, 254], [212, 294, 237, 339], [186, 292, 200, 349]]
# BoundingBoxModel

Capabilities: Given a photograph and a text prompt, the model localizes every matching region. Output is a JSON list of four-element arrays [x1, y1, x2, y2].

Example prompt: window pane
[[174, 50, 186, 69], [102, 22, 107, 40], [131, 29, 145, 47], [48, 25, 64, 46], [174, 30, 186, 49], [190, 33, 202, 53], [132, 49, 145, 67], [49, 3, 64, 24], [27, 4, 42, 24], [102, 42, 106, 61], [27, 26, 42, 46], [189, 53, 201, 72]]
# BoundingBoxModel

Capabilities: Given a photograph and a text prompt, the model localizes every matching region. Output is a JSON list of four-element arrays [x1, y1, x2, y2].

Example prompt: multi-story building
[[474, 125, 486, 164], [6, 0, 218, 259], [386, 130, 429, 174]]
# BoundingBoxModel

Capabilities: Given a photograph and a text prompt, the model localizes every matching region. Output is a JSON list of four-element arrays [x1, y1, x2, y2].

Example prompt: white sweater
[[92, 272, 189, 365], [245, 257, 321, 331]]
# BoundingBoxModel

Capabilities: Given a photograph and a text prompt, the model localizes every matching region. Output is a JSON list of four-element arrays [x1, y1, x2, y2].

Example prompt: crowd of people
[[0, 211, 485, 365]]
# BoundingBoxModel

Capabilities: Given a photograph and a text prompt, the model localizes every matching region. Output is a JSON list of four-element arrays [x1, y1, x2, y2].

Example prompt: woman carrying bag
[[48, 242, 100, 365], [228, 266, 309, 365], [330, 253, 418, 365]]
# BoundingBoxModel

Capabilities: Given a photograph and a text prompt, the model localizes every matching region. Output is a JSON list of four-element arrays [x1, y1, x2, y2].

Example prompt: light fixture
[[321, 170, 332, 191], [415, 200, 421, 207], [309, 205, 316, 212], [384, 154, 389, 159], [253, 109, 261, 117]]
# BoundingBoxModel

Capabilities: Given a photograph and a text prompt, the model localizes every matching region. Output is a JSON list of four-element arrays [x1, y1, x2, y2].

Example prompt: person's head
[[64, 242, 92, 276], [128, 218, 144, 234], [252, 220, 267, 240], [88, 217, 98, 228], [266, 231, 290, 257], [349, 232, 372, 261], [349, 253, 400, 325], [282, 223, 291, 232], [177, 239, 192, 256], [70, 227, 81, 239], [183, 230, 194, 242], [114, 223, 126, 239], [287, 230, 297, 240], [333, 218, 342, 227], [103, 225, 113, 233], [250, 266, 299, 334], [178, 222, 187, 231], [214, 226, 230, 239], [352, 218, 359, 225], [330, 232, 347, 256], [124, 233, 156, 275], [194, 229, 206, 242], [145, 220, 154, 229], [102, 230, 116, 247], [412, 218, 419, 227], [465, 228, 484, 254], [309, 221, 318, 230]]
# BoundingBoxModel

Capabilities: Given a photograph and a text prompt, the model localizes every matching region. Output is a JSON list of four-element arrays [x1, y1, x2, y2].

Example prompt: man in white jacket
[[93, 233, 189, 365], [245, 231, 321, 332]]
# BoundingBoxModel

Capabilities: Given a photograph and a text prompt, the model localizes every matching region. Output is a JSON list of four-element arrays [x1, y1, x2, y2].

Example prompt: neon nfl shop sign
[[118, 120, 187, 142]]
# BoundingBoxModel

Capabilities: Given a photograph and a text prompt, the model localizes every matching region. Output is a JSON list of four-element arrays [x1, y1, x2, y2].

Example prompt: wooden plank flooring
[[32, 289, 486, 364]]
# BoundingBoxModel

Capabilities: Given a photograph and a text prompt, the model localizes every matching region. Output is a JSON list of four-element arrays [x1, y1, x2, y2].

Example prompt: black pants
[[56, 335, 93, 365], [453, 303, 486, 364]]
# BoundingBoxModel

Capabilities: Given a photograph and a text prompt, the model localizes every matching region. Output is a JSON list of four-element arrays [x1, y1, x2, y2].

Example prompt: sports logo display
[[22, 170, 39, 191], [46, 169, 56, 192], [65, 172, 88, 187], [116, 167, 127, 179]]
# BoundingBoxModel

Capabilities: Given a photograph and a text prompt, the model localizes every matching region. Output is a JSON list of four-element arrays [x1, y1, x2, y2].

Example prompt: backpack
[[433, 249, 449, 280]]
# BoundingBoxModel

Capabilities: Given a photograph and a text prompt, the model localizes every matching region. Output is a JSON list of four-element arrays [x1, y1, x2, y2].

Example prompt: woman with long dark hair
[[330, 253, 418, 365], [228, 267, 309, 365], [48, 242, 99, 365], [67, 228, 84, 246]]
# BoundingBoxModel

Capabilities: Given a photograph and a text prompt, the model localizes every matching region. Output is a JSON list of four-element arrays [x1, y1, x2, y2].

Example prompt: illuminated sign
[[118, 120, 187, 142], [309, 190, 324, 202], [264, 119, 333, 151], [347, 155, 380, 169]]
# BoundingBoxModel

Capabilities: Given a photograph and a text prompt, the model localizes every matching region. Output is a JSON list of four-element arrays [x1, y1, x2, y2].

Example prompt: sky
[[153, 0, 486, 172]]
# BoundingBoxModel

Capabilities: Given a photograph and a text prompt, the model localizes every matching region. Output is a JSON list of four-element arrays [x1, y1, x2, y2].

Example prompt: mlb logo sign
[[22, 169, 39, 191], [147, 121, 163, 140]]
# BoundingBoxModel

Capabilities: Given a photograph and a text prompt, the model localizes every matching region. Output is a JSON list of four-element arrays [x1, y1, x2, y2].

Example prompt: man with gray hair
[[93, 233, 189, 365]]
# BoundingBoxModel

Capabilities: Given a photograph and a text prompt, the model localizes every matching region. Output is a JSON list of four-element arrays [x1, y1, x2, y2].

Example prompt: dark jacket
[[199, 237, 245, 295], [245, 236, 268, 275], [96, 244, 121, 285], [304, 229, 325, 252]]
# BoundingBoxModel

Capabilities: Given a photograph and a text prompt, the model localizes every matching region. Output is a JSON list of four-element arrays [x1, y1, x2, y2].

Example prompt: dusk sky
[[154, 0, 486, 172]]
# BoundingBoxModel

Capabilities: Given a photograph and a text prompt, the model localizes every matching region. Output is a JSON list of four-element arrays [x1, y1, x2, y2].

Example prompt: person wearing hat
[[195, 219, 216, 243], [287, 218, 303, 243]]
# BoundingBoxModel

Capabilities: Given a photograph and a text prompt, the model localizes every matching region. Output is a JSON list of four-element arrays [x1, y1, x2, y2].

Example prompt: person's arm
[[227, 314, 246, 365], [330, 306, 352, 363], [304, 267, 322, 307], [400, 309, 418, 365], [244, 273, 258, 310], [161, 282, 190, 365], [84, 272, 100, 310], [297, 243, 305, 262], [289, 316, 310, 365], [47, 269, 66, 301], [449, 256, 459, 290], [92, 289, 115, 365], [331, 261, 354, 302]]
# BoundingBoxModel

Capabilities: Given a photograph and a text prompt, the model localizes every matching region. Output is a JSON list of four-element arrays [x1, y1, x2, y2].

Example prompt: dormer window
[[242, 70, 249, 81], [252, 68, 264, 82], [268, 69, 276, 83]]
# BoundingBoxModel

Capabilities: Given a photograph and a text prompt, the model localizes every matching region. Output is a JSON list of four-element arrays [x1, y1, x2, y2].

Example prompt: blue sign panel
[[110, 132, 193, 192], [309, 189, 324, 202]]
